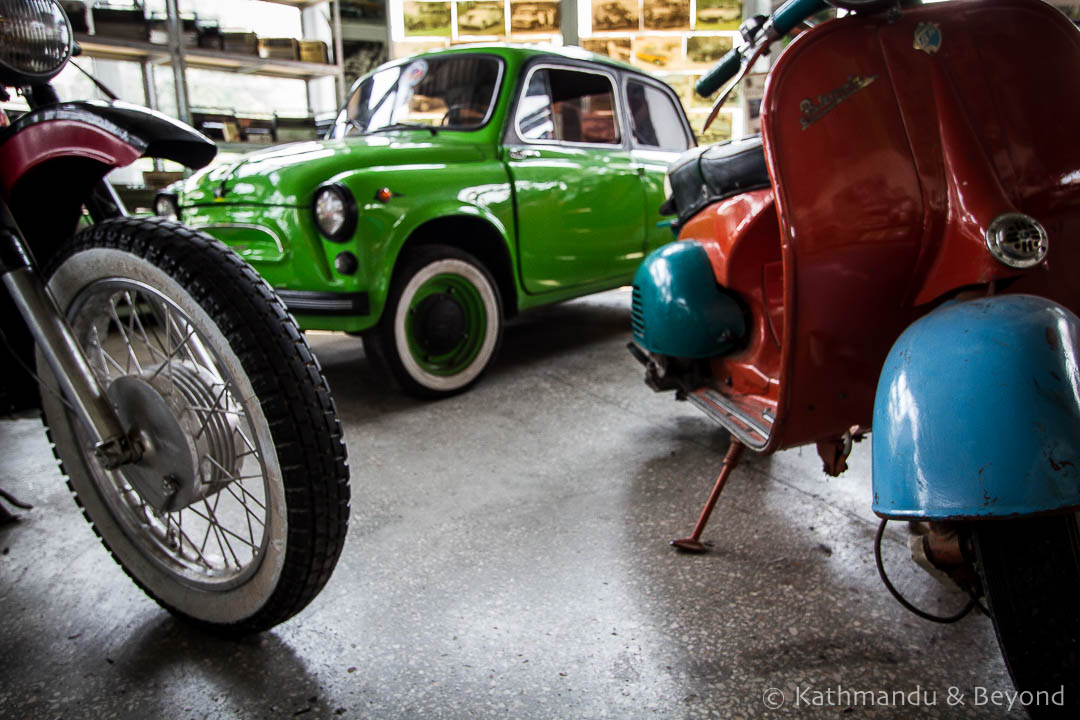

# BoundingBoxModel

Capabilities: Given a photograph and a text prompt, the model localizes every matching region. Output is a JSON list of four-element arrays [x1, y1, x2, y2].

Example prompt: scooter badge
[[913, 22, 942, 54]]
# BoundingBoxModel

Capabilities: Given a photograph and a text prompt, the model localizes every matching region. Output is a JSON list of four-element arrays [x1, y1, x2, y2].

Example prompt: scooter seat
[[660, 135, 771, 226]]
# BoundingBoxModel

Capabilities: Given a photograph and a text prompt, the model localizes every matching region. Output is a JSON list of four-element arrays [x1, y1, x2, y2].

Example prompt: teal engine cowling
[[631, 241, 746, 358]]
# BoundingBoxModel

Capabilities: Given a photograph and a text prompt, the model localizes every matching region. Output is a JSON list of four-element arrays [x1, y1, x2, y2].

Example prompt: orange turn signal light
[[375, 187, 393, 203]]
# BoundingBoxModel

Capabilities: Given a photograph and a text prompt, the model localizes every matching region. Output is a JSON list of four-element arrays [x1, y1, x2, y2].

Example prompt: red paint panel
[[0, 119, 141, 196], [753, 0, 1080, 450]]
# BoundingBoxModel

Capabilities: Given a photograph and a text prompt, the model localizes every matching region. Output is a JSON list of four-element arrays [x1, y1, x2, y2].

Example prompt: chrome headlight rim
[[0, 0, 74, 85], [985, 212, 1049, 270], [313, 183, 357, 243], [154, 193, 180, 221]]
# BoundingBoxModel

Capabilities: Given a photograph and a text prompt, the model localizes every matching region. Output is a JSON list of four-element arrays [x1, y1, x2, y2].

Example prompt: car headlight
[[313, 183, 357, 242], [154, 193, 179, 221], [0, 0, 73, 85]]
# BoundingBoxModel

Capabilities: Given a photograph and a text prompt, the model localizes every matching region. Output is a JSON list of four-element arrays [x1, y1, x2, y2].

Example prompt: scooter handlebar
[[695, 49, 741, 98], [694, 0, 828, 99]]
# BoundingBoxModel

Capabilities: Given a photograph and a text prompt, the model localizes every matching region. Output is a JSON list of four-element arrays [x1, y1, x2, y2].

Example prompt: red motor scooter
[[630, 0, 1080, 713]]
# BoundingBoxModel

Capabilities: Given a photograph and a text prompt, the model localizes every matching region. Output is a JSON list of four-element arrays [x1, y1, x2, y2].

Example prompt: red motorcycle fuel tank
[[749, 0, 1080, 451]]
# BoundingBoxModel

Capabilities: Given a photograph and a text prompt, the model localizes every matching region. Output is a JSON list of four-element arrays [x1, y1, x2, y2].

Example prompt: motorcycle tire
[[972, 515, 1080, 717], [38, 217, 350, 635]]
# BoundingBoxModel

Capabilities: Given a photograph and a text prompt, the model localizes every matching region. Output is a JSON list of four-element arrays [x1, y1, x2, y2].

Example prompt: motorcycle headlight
[[0, 0, 73, 85], [154, 193, 179, 221], [313, 183, 357, 243]]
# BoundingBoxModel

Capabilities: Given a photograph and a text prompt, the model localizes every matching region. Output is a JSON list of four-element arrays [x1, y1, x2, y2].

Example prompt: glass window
[[515, 67, 620, 145], [332, 54, 501, 138], [626, 81, 691, 151]]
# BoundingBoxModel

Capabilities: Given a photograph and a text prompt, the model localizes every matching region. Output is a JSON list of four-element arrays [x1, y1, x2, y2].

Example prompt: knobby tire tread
[[42, 217, 349, 635]]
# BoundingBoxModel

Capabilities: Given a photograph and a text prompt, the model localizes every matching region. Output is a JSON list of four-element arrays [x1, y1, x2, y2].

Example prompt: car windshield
[[330, 54, 502, 138]]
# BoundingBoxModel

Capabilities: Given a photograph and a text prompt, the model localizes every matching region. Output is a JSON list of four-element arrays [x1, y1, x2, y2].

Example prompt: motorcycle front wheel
[[972, 515, 1080, 716], [38, 217, 350, 635]]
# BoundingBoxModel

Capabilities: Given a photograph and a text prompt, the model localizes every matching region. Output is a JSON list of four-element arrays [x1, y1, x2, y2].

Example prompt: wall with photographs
[[387, 0, 748, 143], [581, 0, 745, 143]]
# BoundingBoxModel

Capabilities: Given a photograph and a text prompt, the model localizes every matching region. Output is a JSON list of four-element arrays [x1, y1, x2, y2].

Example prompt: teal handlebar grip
[[695, 49, 741, 98]]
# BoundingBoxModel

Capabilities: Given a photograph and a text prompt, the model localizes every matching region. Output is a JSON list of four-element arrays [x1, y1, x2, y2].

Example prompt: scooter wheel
[[972, 515, 1080, 717]]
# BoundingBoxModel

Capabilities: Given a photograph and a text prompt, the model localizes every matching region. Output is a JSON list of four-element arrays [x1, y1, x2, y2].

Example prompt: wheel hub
[[106, 362, 242, 513], [413, 292, 466, 356]]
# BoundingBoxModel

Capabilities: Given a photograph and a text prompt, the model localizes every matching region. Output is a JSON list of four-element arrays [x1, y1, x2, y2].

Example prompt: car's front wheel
[[366, 244, 502, 399]]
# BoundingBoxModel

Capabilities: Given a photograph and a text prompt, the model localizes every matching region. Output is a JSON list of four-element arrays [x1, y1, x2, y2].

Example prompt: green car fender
[[331, 169, 519, 325]]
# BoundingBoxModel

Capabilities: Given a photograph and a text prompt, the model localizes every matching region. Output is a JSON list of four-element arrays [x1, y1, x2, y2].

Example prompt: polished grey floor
[[1, 290, 1016, 718]]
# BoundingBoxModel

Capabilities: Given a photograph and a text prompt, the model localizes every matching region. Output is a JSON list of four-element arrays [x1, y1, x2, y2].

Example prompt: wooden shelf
[[75, 33, 341, 80]]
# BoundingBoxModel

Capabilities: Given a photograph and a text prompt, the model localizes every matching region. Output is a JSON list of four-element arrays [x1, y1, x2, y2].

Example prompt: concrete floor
[[0, 289, 1019, 719]]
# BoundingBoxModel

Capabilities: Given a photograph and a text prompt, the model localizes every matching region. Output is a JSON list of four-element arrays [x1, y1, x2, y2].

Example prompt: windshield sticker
[[402, 60, 429, 89]]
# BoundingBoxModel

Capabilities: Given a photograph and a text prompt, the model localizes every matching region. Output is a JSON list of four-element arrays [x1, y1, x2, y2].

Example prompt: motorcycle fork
[[0, 199, 139, 469]]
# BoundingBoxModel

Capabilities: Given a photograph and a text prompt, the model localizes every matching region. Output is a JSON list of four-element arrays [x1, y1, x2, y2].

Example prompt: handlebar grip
[[695, 49, 741, 98]]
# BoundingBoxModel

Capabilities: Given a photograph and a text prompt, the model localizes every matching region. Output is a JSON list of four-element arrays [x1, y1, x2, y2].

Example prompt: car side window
[[516, 66, 620, 145], [626, 80, 691, 152]]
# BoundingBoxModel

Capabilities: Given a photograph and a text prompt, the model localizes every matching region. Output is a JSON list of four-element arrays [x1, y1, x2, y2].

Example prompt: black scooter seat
[[660, 135, 771, 227]]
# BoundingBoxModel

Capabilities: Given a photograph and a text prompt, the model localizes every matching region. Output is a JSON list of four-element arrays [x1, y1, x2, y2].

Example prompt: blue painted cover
[[872, 295, 1080, 519], [631, 241, 745, 359]]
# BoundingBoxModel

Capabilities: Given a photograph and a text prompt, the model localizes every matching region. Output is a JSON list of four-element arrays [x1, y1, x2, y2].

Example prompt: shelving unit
[[72, 0, 348, 127]]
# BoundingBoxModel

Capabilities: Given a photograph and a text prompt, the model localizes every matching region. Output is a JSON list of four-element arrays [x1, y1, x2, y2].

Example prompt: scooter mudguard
[[872, 295, 1080, 520], [631, 241, 745, 359]]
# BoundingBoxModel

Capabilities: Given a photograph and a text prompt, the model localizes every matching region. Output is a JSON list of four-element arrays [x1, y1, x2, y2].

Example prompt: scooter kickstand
[[671, 440, 745, 553]]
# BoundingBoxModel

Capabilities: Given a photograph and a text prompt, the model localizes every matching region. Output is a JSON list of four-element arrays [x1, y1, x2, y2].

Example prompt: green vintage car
[[156, 44, 695, 397]]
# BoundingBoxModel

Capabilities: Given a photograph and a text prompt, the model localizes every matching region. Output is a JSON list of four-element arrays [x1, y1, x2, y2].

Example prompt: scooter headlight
[[985, 213, 1048, 269], [313, 183, 357, 243], [0, 0, 73, 85]]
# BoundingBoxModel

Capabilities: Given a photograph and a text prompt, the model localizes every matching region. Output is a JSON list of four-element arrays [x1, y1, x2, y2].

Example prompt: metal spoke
[[195, 382, 234, 441], [223, 482, 261, 550], [107, 293, 143, 375]]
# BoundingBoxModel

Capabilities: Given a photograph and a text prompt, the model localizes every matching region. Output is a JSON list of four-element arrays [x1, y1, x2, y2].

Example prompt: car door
[[623, 76, 695, 254], [504, 62, 646, 294]]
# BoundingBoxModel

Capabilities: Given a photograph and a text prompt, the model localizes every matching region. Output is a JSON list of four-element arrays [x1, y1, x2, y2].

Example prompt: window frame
[[508, 61, 626, 149], [620, 73, 696, 152]]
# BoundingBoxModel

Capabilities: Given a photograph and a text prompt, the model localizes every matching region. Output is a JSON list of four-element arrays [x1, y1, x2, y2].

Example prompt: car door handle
[[508, 148, 541, 160]]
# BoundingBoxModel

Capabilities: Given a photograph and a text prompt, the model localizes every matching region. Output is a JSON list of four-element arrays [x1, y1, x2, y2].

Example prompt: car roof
[[405, 43, 646, 78]]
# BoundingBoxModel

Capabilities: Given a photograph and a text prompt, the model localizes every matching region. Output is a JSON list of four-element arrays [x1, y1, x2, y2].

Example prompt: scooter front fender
[[872, 295, 1080, 520]]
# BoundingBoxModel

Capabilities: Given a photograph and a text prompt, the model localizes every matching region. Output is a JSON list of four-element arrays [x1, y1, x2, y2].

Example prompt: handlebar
[[694, 0, 829, 99], [695, 49, 742, 98]]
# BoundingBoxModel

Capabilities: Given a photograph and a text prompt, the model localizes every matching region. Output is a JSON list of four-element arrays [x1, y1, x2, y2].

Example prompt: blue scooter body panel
[[872, 295, 1080, 519]]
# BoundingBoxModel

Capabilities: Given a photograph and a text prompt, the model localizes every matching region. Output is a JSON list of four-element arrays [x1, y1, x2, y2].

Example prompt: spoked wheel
[[365, 244, 502, 399], [972, 515, 1080, 717], [39, 217, 349, 634]]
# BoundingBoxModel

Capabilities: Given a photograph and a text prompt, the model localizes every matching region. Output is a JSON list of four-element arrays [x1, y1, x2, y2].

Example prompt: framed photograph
[[632, 35, 683, 69], [581, 37, 632, 63], [457, 1, 505, 35], [403, 1, 452, 37], [592, 0, 638, 32], [643, 0, 689, 31], [686, 34, 733, 67], [686, 72, 739, 110], [696, 0, 742, 31], [510, 1, 560, 34], [694, 109, 733, 143]]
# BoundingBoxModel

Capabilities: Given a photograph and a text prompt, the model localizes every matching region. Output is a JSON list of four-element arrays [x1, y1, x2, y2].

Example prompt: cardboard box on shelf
[[222, 31, 260, 55], [259, 37, 300, 60], [91, 4, 149, 41], [299, 40, 330, 64], [274, 114, 317, 143]]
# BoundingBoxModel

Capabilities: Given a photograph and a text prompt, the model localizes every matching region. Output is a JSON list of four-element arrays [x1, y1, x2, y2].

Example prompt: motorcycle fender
[[872, 295, 1080, 520], [0, 100, 216, 184], [631, 240, 745, 359]]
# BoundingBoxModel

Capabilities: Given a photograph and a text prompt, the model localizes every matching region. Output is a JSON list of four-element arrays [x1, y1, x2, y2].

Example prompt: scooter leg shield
[[630, 241, 745, 359], [871, 295, 1080, 520]]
